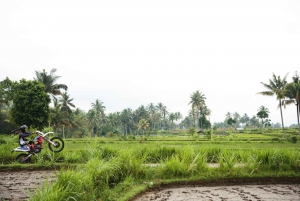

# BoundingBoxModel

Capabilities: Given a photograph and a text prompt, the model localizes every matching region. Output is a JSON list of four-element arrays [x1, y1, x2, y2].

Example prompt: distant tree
[[256, 105, 270, 127], [0, 77, 14, 108], [180, 116, 194, 129], [249, 115, 260, 128], [233, 112, 241, 127], [10, 79, 51, 130], [198, 116, 211, 129], [58, 92, 75, 114], [50, 99, 70, 132], [90, 99, 106, 134], [226, 117, 236, 128], [240, 113, 250, 126], [87, 109, 98, 137], [147, 103, 157, 130], [121, 108, 133, 136], [137, 119, 150, 135], [134, 105, 148, 123], [91, 99, 106, 117], [168, 113, 176, 129], [34, 68, 68, 100], [189, 90, 206, 130], [156, 102, 164, 129], [257, 73, 288, 137], [187, 127, 196, 136], [264, 119, 272, 128]]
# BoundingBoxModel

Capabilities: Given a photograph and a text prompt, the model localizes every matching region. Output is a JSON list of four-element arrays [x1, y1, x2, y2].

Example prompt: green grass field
[[1, 130, 300, 201]]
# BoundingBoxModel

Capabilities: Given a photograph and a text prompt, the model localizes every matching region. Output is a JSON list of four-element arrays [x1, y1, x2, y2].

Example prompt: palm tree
[[240, 113, 250, 127], [257, 73, 288, 137], [87, 109, 98, 137], [147, 103, 157, 130], [50, 99, 70, 132], [189, 91, 206, 130], [156, 102, 164, 130], [91, 99, 106, 116], [34, 68, 68, 100], [120, 108, 133, 136], [256, 105, 270, 127], [134, 105, 148, 126], [225, 112, 232, 121], [161, 105, 169, 130], [284, 71, 300, 136], [107, 112, 121, 129], [174, 112, 183, 123], [137, 119, 150, 135], [58, 92, 76, 114], [168, 113, 176, 129]]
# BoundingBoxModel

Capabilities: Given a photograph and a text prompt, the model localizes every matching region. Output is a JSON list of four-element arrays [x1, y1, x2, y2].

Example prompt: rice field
[[0, 130, 300, 201]]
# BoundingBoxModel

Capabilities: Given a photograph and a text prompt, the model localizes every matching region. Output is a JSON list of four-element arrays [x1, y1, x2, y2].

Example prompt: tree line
[[0, 69, 210, 137], [1, 70, 299, 137]]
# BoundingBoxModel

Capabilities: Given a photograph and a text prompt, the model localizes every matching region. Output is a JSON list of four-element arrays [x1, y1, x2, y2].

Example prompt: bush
[[290, 136, 298, 144]]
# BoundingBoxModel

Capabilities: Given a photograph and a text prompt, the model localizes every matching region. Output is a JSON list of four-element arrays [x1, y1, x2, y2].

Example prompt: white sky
[[1, 0, 300, 126]]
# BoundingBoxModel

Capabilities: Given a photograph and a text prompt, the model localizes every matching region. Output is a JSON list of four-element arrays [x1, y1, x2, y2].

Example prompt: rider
[[18, 125, 36, 151]]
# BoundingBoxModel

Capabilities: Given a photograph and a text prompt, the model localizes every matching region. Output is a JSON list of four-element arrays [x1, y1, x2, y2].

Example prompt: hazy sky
[[1, 0, 300, 126]]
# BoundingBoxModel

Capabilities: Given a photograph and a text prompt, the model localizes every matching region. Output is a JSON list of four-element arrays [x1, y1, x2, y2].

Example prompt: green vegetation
[[1, 130, 300, 201], [1, 69, 300, 200]]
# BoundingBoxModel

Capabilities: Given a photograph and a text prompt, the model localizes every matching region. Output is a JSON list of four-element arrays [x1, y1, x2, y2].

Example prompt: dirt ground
[[1, 171, 300, 201], [133, 183, 300, 201], [0, 170, 57, 201]]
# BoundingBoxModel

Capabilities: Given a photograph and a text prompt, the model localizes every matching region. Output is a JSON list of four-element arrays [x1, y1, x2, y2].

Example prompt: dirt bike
[[11, 131, 64, 164]]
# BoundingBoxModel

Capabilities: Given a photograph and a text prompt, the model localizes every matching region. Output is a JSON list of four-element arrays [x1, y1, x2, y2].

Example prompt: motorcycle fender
[[13, 147, 29, 152]]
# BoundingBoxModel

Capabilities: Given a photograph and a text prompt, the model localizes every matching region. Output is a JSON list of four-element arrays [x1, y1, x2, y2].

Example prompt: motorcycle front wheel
[[16, 154, 31, 164], [48, 137, 64, 152]]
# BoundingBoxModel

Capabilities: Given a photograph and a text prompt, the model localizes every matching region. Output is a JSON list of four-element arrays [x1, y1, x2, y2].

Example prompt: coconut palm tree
[[147, 103, 157, 130], [161, 105, 169, 130], [50, 99, 70, 132], [156, 102, 164, 129], [34, 68, 68, 100], [91, 99, 106, 116], [137, 119, 150, 135], [189, 91, 206, 130], [257, 73, 288, 137], [168, 113, 176, 129], [284, 71, 300, 136], [87, 109, 98, 137], [240, 113, 250, 127], [121, 108, 133, 136], [134, 105, 148, 123], [174, 112, 183, 123], [58, 92, 75, 114]]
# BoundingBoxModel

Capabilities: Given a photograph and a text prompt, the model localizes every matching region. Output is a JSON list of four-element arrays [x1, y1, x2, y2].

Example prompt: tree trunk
[[279, 100, 286, 137]]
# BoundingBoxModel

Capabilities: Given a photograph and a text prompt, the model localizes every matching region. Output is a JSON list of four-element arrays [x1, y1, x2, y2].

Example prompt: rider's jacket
[[19, 131, 32, 146]]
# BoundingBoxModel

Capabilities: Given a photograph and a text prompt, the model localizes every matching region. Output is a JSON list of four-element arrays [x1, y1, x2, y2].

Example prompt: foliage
[[34, 68, 68, 100], [10, 79, 51, 130], [187, 127, 196, 136], [258, 73, 289, 137]]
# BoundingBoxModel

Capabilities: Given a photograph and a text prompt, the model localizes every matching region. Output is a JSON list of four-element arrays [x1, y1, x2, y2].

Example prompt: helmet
[[20, 125, 27, 131]]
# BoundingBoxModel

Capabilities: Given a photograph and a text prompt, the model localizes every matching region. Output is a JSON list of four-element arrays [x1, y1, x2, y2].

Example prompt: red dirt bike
[[11, 131, 64, 163]]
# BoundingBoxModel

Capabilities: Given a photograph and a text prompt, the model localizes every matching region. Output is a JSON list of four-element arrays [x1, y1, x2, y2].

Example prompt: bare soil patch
[[133, 184, 300, 201], [0, 170, 57, 201], [132, 179, 300, 201]]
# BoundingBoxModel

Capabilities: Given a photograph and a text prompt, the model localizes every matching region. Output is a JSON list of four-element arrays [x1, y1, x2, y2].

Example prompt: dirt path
[[0, 170, 57, 201], [1, 170, 300, 201], [133, 184, 300, 201]]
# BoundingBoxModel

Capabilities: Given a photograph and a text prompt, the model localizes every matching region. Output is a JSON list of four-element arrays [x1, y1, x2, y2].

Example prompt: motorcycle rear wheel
[[16, 154, 31, 164], [48, 137, 64, 152]]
